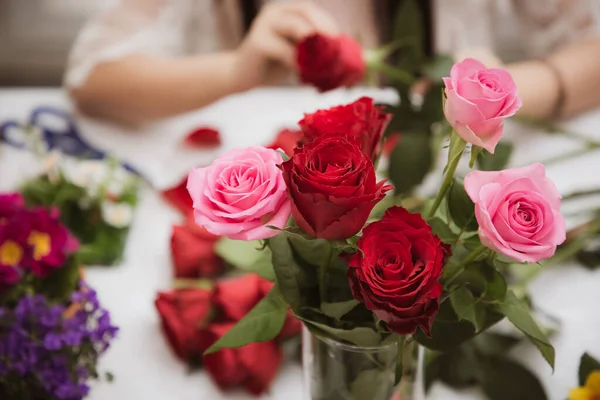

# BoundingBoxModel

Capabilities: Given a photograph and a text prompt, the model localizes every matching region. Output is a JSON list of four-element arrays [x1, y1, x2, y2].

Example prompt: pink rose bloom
[[464, 163, 566, 263], [187, 147, 291, 241], [443, 58, 522, 154]]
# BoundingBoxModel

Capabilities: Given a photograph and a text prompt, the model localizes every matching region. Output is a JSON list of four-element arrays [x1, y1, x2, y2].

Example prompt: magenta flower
[[0, 219, 31, 285], [0, 193, 24, 224]]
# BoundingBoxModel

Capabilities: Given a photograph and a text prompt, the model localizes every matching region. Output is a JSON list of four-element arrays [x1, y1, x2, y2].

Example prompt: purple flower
[[44, 332, 63, 350]]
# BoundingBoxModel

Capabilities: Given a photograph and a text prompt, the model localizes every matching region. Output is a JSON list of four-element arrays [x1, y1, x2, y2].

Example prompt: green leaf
[[422, 55, 454, 81], [321, 300, 360, 320], [481, 357, 547, 400], [476, 142, 514, 171], [392, 0, 424, 74], [444, 132, 467, 174], [268, 232, 319, 310], [395, 335, 404, 385], [37, 256, 80, 303], [351, 369, 394, 400], [215, 238, 264, 269], [427, 217, 457, 243], [303, 319, 382, 348], [579, 352, 600, 386], [447, 178, 478, 231], [473, 332, 522, 356], [494, 291, 555, 369], [204, 285, 288, 354], [389, 132, 433, 195], [434, 345, 481, 388], [469, 145, 483, 168], [449, 287, 485, 330]]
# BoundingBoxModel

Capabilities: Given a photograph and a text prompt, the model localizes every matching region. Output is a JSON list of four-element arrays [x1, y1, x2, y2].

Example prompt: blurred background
[[0, 0, 106, 86]]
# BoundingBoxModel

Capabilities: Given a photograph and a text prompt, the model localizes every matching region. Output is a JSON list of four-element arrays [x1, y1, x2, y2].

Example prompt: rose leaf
[[481, 357, 547, 400], [203, 285, 288, 355], [493, 291, 555, 370], [447, 178, 478, 231], [321, 300, 360, 320], [476, 142, 513, 171]]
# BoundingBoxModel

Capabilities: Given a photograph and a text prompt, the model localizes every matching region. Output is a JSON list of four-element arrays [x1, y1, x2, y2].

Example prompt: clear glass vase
[[302, 326, 421, 400]]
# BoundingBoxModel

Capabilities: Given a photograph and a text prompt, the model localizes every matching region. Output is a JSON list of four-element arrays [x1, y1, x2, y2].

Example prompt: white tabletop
[[1, 87, 600, 400]]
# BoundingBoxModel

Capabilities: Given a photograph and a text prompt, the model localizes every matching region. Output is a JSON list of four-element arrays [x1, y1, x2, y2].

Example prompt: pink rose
[[443, 58, 522, 153], [187, 147, 291, 240], [464, 163, 566, 263]]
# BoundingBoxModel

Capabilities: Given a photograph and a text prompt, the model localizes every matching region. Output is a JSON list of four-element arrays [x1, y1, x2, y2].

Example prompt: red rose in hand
[[170, 224, 224, 278], [213, 274, 273, 321], [155, 288, 213, 361], [299, 97, 392, 160], [162, 177, 193, 216], [297, 33, 365, 92], [200, 323, 283, 395], [267, 128, 303, 157], [184, 127, 221, 148], [282, 136, 392, 240], [347, 207, 450, 336]]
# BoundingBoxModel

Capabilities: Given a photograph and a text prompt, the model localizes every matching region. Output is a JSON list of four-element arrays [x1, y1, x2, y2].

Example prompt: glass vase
[[302, 326, 421, 400]]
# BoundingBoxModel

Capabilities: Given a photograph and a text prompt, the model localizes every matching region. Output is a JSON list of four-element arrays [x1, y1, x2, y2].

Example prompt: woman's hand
[[231, 2, 339, 91]]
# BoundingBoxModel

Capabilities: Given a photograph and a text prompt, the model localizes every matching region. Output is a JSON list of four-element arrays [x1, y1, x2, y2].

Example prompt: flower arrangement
[[0, 193, 117, 399], [185, 58, 566, 399], [20, 151, 139, 265]]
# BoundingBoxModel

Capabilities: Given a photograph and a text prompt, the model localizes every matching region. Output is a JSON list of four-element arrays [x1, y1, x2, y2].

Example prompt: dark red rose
[[162, 177, 193, 216], [154, 288, 213, 361], [278, 311, 302, 339], [347, 207, 450, 336], [200, 323, 283, 395], [299, 97, 392, 160], [281, 136, 392, 240], [170, 224, 224, 279], [297, 33, 365, 92], [267, 127, 303, 157], [213, 274, 273, 321], [184, 127, 221, 148]]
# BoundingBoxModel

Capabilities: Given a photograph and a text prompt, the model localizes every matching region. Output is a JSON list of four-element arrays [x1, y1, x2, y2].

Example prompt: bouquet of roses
[[185, 59, 565, 399], [0, 193, 117, 400]]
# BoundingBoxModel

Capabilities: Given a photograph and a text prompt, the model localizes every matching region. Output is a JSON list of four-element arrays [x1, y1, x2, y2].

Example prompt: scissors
[[0, 106, 151, 184]]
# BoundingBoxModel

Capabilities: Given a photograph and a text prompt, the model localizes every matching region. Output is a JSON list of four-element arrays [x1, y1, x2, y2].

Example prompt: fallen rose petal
[[184, 127, 221, 148], [267, 128, 303, 157]]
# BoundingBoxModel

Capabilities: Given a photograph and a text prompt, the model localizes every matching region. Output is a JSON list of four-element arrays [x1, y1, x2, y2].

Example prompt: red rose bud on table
[[464, 163, 566, 263], [297, 33, 365, 92], [213, 274, 274, 321], [183, 126, 221, 148], [200, 323, 283, 395], [281, 135, 392, 240], [347, 207, 450, 336], [267, 127, 303, 157], [299, 97, 392, 160], [155, 288, 213, 361], [443, 58, 522, 153], [162, 176, 193, 216], [170, 224, 224, 279]]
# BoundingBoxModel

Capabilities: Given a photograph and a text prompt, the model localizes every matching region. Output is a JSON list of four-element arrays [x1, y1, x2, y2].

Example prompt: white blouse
[[65, 0, 600, 88]]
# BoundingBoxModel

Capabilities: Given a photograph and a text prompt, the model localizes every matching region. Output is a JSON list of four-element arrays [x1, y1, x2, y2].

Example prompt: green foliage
[[476, 142, 514, 171], [388, 132, 433, 196], [204, 285, 288, 354], [494, 291, 555, 369], [215, 238, 275, 281], [392, 0, 424, 74], [447, 178, 478, 231], [578, 353, 600, 386], [481, 358, 547, 400]]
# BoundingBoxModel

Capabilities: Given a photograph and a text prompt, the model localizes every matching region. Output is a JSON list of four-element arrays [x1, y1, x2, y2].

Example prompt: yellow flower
[[570, 371, 600, 400]]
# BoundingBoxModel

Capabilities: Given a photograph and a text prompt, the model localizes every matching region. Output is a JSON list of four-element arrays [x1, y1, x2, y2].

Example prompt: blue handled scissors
[[0, 106, 150, 184]]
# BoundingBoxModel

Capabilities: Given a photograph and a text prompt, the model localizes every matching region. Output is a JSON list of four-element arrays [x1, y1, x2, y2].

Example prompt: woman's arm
[[507, 38, 600, 119], [68, 2, 338, 126]]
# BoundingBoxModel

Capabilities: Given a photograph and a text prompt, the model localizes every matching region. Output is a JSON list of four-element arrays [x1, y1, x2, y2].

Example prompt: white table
[[1, 87, 600, 400]]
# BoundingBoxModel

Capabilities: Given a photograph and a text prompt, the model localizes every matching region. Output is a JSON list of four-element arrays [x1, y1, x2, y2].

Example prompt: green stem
[[541, 143, 600, 166], [319, 246, 334, 302], [463, 245, 488, 265], [562, 187, 600, 201], [367, 62, 415, 86], [427, 151, 463, 218]]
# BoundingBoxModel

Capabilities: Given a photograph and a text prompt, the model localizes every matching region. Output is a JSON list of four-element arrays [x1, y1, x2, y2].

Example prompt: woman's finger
[[285, 2, 339, 36], [270, 12, 314, 42]]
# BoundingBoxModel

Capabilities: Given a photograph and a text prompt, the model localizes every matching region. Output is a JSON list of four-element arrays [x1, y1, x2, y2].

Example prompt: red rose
[[170, 224, 224, 279], [200, 323, 283, 395], [281, 136, 392, 240], [297, 33, 365, 92], [213, 274, 273, 321], [154, 288, 213, 361], [267, 128, 303, 157], [347, 207, 450, 336], [162, 177, 193, 216], [299, 97, 392, 160], [183, 126, 221, 148], [382, 131, 402, 158]]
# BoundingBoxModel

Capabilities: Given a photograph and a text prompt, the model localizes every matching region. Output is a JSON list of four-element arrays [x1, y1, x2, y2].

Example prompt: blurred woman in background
[[66, 0, 600, 125]]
